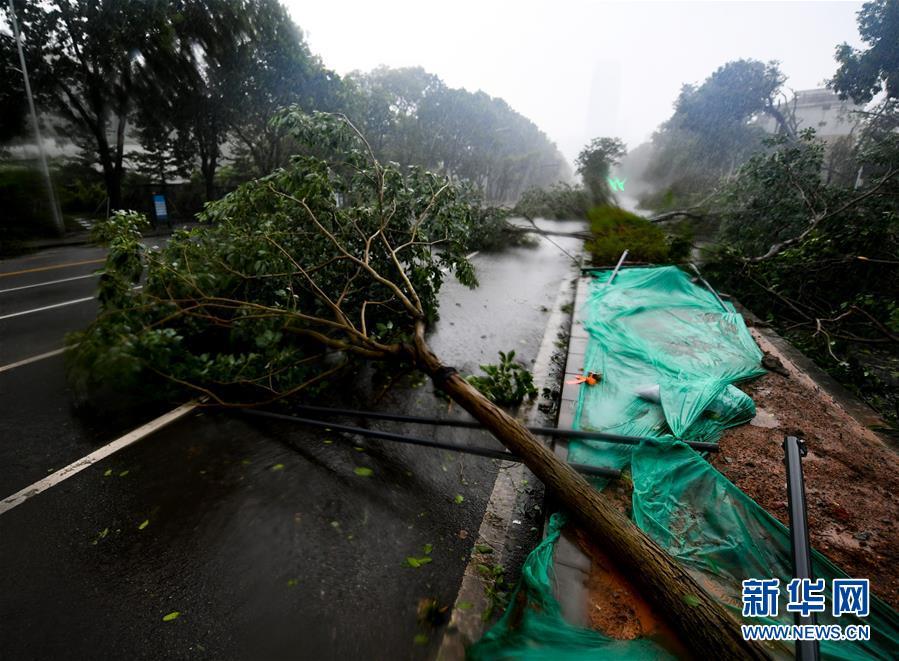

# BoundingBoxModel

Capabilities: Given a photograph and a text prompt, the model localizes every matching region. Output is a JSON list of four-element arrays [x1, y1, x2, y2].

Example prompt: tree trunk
[[411, 322, 770, 659], [96, 130, 122, 211], [201, 153, 218, 202]]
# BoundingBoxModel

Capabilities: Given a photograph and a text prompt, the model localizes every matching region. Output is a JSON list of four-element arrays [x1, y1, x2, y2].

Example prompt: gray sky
[[285, 1, 865, 165]]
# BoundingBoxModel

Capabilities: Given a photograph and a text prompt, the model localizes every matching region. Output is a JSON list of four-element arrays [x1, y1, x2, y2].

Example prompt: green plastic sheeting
[[470, 266, 899, 660]]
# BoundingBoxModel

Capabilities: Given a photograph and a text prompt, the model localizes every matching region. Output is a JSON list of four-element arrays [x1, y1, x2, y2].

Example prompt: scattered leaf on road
[[413, 633, 429, 645], [103, 469, 112, 477], [423, 543, 433, 555], [457, 601, 474, 611], [682, 594, 701, 607], [287, 579, 298, 587], [405, 556, 433, 568], [475, 544, 493, 554], [353, 467, 373, 477], [453, 494, 464, 505], [271, 463, 285, 471], [138, 520, 149, 530], [162, 611, 180, 622], [118, 470, 129, 477]]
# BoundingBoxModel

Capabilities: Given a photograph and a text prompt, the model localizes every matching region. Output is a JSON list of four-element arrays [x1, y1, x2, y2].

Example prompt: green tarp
[[471, 266, 899, 660]]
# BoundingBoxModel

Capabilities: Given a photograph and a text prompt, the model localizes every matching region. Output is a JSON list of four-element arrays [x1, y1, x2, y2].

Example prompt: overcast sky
[[284, 0, 866, 165]]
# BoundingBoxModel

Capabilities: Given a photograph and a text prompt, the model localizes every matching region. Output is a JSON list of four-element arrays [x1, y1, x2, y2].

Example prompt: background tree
[[2, 0, 175, 209], [346, 66, 570, 203], [0, 32, 28, 145], [642, 59, 789, 205], [575, 136, 626, 205], [831, 0, 899, 103]]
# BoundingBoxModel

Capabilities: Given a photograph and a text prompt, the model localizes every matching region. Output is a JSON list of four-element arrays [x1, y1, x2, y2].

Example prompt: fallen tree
[[69, 110, 768, 658]]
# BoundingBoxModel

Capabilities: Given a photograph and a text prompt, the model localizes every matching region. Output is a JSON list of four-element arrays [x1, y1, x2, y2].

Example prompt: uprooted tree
[[69, 110, 768, 658]]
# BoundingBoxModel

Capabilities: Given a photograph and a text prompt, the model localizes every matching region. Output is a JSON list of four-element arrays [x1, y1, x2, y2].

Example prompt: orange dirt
[[570, 524, 693, 658], [711, 329, 899, 610]]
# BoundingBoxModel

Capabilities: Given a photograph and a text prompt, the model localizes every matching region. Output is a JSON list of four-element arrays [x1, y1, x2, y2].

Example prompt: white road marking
[[0, 285, 141, 321], [0, 296, 95, 320], [0, 272, 99, 294], [0, 401, 198, 515], [0, 347, 67, 373]]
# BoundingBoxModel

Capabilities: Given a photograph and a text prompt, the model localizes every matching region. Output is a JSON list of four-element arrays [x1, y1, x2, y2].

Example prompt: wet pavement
[[0, 222, 584, 660]]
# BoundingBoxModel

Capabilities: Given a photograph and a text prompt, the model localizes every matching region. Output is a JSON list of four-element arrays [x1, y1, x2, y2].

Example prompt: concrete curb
[[547, 272, 594, 627]]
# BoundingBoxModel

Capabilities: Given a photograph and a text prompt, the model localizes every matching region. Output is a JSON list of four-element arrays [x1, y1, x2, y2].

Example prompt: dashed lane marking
[[0, 272, 100, 294], [0, 296, 95, 321], [0, 347, 68, 374]]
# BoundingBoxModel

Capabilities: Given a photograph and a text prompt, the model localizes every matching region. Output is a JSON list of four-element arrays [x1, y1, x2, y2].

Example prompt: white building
[[757, 88, 863, 140]]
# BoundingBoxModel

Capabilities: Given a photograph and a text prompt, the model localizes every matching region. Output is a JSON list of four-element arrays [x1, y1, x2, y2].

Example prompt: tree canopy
[[575, 137, 626, 204], [69, 111, 484, 403], [642, 59, 787, 200], [831, 0, 899, 103], [345, 66, 570, 203], [2, 3, 565, 212]]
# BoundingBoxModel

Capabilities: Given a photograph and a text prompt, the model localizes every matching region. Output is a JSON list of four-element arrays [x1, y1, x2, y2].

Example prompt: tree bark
[[410, 322, 770, 659]]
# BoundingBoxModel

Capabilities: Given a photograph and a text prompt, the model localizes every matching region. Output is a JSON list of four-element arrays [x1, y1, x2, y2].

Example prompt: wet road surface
[[0, 223, 584, 660]]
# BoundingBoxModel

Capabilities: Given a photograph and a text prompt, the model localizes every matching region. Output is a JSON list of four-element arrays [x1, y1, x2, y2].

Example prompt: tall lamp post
[[7, 0, 64, 236]]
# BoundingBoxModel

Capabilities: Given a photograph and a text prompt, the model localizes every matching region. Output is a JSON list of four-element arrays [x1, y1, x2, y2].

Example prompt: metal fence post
[[783, 435, 821, 661]]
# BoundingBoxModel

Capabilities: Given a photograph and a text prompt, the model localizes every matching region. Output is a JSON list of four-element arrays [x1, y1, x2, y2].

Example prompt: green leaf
[[682, 594, 701, 607], [103, 469, 112, 477], [453, 494, 464, 505], [138, 519, 149, 531], [475, 544, 493, 554], [413, 633, 429, 645], [287, 578, 298, 587], [118, 470, 129, 477], [271, 463, 285, 471], [354, 467, 373, 477], [162, 611, 180, 622], [422, 543, 433, 555], [456, 601, 474, 611], [405, 556, 432, 568]]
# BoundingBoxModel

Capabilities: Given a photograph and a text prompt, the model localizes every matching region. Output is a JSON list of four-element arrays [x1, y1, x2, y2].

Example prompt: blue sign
[[153, 194, 168, 220]]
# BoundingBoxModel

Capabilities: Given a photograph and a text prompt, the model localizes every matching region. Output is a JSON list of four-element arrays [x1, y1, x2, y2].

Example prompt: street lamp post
[[7, 0, 64, 236]]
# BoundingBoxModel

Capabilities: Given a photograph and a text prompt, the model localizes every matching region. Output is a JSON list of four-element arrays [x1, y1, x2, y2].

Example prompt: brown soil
[[570, 523, 694, 659], [710, 328, 899, 610]]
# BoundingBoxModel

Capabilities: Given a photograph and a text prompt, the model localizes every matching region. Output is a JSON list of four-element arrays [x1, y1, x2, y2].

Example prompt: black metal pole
[[239, 409, 621, 479], [275, 403, 719, 452], [783, 435, 820, 661], [689, 263, 730, 313]]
